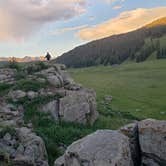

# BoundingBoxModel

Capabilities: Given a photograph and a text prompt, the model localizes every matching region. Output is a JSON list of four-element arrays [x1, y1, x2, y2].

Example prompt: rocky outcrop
[[55, 119, 166, 166], [4, 63, 98, 125], [0, 68, 16, 84], [0, 127, 49, 166], [0, 102, 49, 165], [0, 62, 98, 165], [55, 130, 134, 166], [39, 87, 98, 125], [0, 103, 24, 127], [39, 88, 98, 125], [34, 64, 74, 87], [33, 64, 98, 125]]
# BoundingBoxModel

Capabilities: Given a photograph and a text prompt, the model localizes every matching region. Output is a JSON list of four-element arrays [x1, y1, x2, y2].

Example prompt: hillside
[[56, 17, 166, 68]]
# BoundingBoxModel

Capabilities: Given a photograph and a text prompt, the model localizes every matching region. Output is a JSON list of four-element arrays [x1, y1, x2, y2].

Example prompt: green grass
[[0, 83, 12, 97], [69, 60, 166, 123]]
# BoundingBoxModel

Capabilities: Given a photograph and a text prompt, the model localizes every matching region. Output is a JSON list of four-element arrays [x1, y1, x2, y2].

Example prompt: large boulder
[[54, 130, 134, 166], [59, 89, 98, 125], [138, 119, 166, 166]]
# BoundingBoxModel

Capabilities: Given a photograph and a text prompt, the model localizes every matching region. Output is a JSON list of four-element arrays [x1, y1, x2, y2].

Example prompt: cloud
[[113, 5, 122, 10], [78, 7, 166, 40], [103, 0, 116, 3], [103, 0, 124, 4], [51, 24, 88, 35], [0, 0, 87, 41], [89, 16, 95, 21]]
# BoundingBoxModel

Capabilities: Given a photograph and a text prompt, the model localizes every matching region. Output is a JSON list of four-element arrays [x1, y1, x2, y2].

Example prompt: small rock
[[27, 91, 38, 100], [8, 90, 26, 101], [3, 133, 12, 141]]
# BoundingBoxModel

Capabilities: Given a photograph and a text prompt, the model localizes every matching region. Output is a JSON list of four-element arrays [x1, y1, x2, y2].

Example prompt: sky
[[0, 0, 166, 58]]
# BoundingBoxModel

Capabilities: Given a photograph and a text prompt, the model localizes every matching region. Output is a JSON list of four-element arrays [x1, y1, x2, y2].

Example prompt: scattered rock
[[27, 91, 38, 100], [8, 90, 26, 101], [0, 68, 16, 84], [104, 95, 113, 103]]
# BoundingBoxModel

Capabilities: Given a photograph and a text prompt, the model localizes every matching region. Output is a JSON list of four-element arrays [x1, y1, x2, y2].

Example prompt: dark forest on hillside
[[56, 18, 166, 68]]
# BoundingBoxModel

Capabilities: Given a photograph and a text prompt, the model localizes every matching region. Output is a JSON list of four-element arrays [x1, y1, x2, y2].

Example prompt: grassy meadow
[[69, 59, 166, 127]]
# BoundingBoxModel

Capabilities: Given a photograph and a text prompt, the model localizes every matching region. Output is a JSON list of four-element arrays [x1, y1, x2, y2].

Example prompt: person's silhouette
[[45, 52, 51, 61]]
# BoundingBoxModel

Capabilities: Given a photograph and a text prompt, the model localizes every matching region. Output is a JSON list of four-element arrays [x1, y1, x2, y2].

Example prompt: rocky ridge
[[0, 62, 98, 165]]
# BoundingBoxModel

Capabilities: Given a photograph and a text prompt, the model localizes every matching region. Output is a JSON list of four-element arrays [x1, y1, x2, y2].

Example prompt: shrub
[[0, 127, 16, 138], [8, 57, 21, 71], [13, 79, 47, 92]]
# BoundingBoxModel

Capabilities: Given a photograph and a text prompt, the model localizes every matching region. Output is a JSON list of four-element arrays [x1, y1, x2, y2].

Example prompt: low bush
[[13, 79, 47, 92]]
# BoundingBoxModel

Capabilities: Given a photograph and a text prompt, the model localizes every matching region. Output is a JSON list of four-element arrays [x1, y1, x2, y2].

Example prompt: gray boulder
[[138, 119, 166, 166], [54, 130, 134, 166], [59, 89, 98, 125]]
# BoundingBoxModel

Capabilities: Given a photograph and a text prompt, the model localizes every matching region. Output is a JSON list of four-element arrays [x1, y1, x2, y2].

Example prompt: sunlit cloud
[[113, 5, 122, 10], [78, 7, 166, 40], [0, 0, 87, 41], [103, 0, 125, 4], [51, 24, 88, 35]]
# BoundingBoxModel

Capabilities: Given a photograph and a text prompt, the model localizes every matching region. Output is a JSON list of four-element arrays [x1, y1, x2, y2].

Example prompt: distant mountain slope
[[56, 17, 166, 68], [0, 56, 45, 62]]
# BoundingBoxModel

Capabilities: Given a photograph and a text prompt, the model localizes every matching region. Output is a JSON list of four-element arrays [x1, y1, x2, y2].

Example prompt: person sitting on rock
[[45, 52, 52, 61]]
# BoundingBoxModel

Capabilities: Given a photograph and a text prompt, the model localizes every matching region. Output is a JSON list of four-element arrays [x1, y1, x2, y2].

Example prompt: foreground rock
[[0, 127, 49, 166], [54, 130, 133, 166], [138, 119, 166, 166], [55, 119, 166, 166]]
